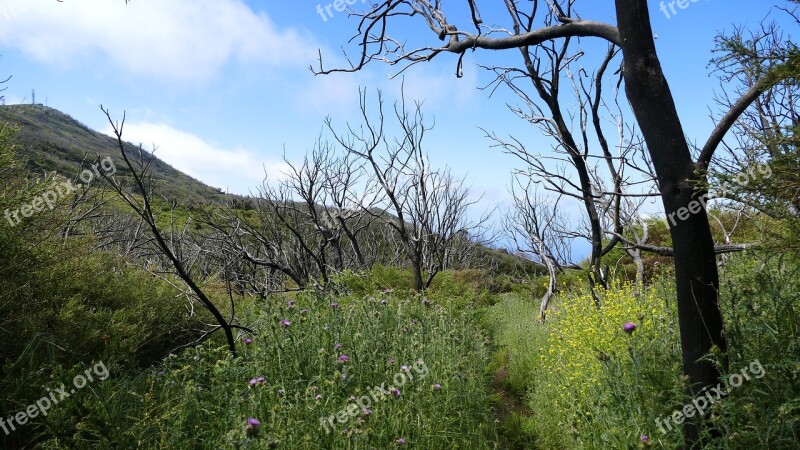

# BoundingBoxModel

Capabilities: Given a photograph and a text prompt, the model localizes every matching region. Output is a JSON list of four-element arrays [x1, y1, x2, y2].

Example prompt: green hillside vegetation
[[0, 104, 230, 204]]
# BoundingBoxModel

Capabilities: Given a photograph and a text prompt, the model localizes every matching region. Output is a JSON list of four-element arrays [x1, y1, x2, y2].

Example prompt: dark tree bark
[[614, 1, 726, 442]]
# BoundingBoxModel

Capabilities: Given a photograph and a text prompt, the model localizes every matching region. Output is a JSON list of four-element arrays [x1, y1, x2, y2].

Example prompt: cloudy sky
[[0, 0, 794, 256]]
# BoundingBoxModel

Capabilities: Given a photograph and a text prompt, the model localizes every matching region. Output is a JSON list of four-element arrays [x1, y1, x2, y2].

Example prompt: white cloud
[[291, 62, 480, 124], [103, 122, 289, 195], [2, 94, 23, 105], [0, 0, 316, 84]]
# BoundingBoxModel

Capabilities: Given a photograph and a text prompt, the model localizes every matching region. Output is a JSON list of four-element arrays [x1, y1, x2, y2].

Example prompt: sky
[[0, 0, 796, 258]]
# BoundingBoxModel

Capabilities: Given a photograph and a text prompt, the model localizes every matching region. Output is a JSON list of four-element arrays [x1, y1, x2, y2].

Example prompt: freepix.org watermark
[[1, 361, 110, 436], [316, 0, 369, 22], [319, 359, 429, 434], [659, 0, 708, 19], [666, 163, 772, 227], [654, 360, 765, 434], [3, 156, 117, 227], [1, 0, 30, 22]]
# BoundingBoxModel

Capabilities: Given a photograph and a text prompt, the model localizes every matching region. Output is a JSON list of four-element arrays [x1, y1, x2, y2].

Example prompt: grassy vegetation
[[490, 257, 800, 449], [29, 289, 498, 449]]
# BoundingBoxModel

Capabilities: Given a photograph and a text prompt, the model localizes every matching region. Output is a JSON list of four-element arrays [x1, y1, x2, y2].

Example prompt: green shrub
[[708, 254, 800, 448], [0, 126, 206, 448]]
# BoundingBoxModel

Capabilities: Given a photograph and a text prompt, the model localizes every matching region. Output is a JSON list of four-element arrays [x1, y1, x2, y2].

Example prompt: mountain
[[0, 104, 230, 204]]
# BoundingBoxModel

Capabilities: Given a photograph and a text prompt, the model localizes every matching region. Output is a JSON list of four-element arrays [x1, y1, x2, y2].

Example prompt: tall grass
[[31, 289, 499, 449]]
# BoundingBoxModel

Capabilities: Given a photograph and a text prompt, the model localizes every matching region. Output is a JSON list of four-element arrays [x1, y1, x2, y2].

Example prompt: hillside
[[0, 103, 543, 276], [0, 104, 230, 204]]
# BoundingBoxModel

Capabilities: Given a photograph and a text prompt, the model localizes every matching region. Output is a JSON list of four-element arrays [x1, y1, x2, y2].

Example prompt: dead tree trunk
[[615, 1, 727, 443]]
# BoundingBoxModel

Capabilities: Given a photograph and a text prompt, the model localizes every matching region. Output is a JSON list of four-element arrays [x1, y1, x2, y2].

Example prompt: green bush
[[0, 126, 206, 448], [709, 254, 800, 448]]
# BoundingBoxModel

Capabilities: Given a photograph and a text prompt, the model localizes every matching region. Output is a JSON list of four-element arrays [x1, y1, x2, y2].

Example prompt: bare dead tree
[[328, 88, 486, 291], [59, 165, 117, 240], [483, 39, 626, 294], [708, 205, 753, 268], [361, 219, 407, 268], [481, 31, 671, 301], [505, 176, 572, 320], [203, 194, 311, 291], [280, 140, 379, 273], [313, 1, 798, 444], [201, 141, 382, 296], [98, 107, 250, 357]]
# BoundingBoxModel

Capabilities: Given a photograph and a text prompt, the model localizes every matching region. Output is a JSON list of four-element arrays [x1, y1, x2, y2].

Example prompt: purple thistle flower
[[244, 338, 253, 345], [388, 358, 396, 365], [380, 299, 387, 305], [330, 302, 340, 309], [246, 418, 260, 428], [623, 322, 637, 334], [280, 319, 291, 328], [361, 408, 372, 416], [423, 298, 430, 306], [315, 394, 323, 400], [249, 376, 265, 387], [338, 354, 350, 363], [334, 343, 343, 351], [401, 365, 410, 372], [433, 383, 442, 390], [300, 308, 309, 316], [396, 437, 407, 445], [391, 388, 401, 397], [287, 300, 295, 309]]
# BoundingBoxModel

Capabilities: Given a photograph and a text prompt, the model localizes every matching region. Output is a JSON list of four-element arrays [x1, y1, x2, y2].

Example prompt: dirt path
[[492, 362, 535, 449]]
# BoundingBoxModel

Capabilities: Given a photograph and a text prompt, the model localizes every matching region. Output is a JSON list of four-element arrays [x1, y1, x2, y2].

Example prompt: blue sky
[[0, 0, 795, 257]]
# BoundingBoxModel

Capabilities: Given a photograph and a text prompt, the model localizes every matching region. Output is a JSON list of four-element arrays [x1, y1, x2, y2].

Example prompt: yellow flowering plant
[[541, 283, 671, 414]]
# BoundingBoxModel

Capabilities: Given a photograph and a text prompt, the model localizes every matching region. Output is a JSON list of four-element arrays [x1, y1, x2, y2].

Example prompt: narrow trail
[[492, 361, 534, 449]]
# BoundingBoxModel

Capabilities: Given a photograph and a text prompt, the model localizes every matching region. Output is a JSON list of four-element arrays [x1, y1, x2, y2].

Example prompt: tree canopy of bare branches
[[328, 88, 488, 291]]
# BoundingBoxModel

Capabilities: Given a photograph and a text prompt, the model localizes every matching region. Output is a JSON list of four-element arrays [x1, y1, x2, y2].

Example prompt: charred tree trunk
[[330, 235, 345, 272], [337, 216, 366, 267], [410, 250, 424, 291], [615, 0, 727, 444]]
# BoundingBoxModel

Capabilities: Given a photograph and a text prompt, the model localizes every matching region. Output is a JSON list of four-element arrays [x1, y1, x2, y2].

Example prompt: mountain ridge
[[0, 103, 231, 204]]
